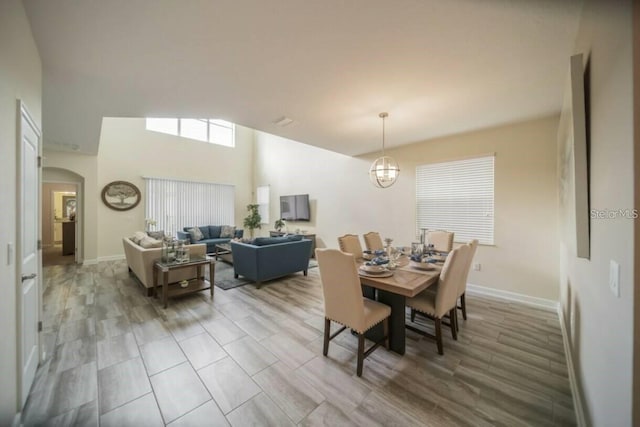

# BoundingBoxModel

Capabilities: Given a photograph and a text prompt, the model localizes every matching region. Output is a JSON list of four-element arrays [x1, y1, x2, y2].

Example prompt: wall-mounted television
[[280, 194, 310, 221]]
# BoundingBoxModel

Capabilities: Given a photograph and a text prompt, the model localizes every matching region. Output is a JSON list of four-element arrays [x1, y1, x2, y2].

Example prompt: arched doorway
[[42, 167, 85, 266]]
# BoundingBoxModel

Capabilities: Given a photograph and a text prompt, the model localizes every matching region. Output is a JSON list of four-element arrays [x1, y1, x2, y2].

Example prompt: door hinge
[[37, 156, 42, 167], [37, 321, 42, 332], [37, 240, 42, 250]]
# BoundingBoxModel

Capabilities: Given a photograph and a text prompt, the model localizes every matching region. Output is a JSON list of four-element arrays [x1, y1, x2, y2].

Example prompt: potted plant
[[243, 204, 262, 238], [274, 218, 286, 233]]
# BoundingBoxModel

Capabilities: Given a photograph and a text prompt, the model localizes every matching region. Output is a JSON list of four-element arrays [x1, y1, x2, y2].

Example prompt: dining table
[[358, 256, 442, 355]]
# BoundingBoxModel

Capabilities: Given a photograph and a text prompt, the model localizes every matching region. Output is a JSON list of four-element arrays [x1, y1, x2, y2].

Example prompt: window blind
[[416, 155, 494, 245], [144, 177, 235, 236]]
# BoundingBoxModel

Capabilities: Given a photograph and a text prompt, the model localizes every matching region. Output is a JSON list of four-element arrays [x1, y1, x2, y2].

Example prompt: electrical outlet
[[609, 260, 620, 297], [473, 263, 481, 271]]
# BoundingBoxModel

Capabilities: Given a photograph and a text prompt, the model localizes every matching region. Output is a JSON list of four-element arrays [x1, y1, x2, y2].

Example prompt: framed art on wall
[[101, 181, 141, 211]]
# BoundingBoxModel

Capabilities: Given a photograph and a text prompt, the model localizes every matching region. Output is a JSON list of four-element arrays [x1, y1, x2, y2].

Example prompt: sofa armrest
[[177, 231, 191, 243]]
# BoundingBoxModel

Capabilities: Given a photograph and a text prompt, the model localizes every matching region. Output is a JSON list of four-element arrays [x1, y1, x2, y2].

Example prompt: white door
[[18, 101, 41, 406]]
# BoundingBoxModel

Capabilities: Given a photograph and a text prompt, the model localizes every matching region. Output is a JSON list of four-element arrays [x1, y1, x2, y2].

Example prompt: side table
[[153, 256, 215, 308]]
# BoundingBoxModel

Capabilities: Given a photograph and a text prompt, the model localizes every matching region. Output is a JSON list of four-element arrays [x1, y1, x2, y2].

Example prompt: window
[[144, 177, 235, 236], [145, 118, 235, 147], [256, 185, 269, 224], [416, 155, 494, 245]]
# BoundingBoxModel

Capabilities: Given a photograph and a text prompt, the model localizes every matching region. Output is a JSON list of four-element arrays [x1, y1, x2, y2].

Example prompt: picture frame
[[101, 180, 141, 211], [62, 195, 76, 219]]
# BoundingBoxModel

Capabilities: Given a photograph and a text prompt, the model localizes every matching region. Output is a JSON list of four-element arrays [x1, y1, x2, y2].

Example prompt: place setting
[[408, 242, 447, 271]]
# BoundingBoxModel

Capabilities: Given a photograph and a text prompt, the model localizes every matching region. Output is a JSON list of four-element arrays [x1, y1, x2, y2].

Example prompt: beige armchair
[[362, 231, 384, 252], [315, 248, 390, 376], [405, 245, 468, 354], [337, 234, 363, 258]]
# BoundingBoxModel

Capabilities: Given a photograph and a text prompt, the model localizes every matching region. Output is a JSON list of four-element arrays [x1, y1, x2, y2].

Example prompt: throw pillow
[[130, 231, 147, 245], [220, 225, 236, 238], [139, 236, 163, 248], [147, 230, 165, 240], [188, 227, 204, 242]]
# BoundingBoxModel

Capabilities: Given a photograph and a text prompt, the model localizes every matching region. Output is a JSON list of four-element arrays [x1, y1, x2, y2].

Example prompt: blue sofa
[[177, 225, 244, 253], [230, 236, 312, 288]]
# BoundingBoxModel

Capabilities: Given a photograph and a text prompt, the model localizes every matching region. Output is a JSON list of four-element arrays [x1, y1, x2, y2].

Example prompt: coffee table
[[153, 255, 214, 308], [215, 243, 233, 264]]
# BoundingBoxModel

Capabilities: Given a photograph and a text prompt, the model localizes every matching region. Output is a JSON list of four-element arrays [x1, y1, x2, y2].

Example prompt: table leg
[[365, 290, 406, 355], [163, 270, 169, 309], [153, 266, 158, 299], [209, 260, 214, 298]]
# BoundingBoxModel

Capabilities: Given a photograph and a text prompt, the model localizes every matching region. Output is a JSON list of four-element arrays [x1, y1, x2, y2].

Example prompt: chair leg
[[461, 293, 467, 320], [357, 333, 365, 377], [435, 318, 443, 355], [383, 318, 389, 349], [410, 308, 416, 322], [323, 318, 330, 356], [450, 309, 458, 340]]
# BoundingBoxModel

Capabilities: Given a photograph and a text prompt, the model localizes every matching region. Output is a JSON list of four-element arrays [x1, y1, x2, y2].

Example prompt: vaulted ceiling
[[23, 0, 583, 156]]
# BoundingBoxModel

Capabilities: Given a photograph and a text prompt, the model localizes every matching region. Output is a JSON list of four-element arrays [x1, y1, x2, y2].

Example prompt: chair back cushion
[[363, 232, 384, 252], [427, 230, 454, 252], [316, 249, 366, 332], [337, 234, 363, 257], [458, 239, 478, 297], [435, 245, 467, 317]]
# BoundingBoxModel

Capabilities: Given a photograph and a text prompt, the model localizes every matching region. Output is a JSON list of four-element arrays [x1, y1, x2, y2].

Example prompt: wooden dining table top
[[358, 257, 441, 298]]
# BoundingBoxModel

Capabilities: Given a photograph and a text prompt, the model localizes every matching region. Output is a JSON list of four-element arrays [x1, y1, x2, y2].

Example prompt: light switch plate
[[609, 260, 620, 297]]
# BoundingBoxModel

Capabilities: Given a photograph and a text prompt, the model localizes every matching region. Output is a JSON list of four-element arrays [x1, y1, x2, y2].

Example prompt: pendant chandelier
[[369, 112, 400, 188]]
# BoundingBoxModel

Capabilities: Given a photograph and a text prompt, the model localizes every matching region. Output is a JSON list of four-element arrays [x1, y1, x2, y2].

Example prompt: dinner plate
[[410, 261, 437, 271], [359, 270, 394, 278], [359, 264, 387, 274], [362, 252, 375, 260]]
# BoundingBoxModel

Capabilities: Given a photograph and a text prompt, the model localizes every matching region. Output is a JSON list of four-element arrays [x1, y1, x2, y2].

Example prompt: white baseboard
[[97, 254, 126, 262], [557, 306, 587, 426], [466, 283, 558, 311], [82, 259, 98, 265]]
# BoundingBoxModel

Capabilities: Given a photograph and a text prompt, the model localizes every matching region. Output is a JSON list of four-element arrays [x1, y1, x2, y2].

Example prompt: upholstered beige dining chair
[[405, 245, 468, 355], [457, 239, 478, 322], [426, 230, 454, 252], [363, 232, 384, 252], [315, 248, 390, 376], [337, 234, 364, 258]]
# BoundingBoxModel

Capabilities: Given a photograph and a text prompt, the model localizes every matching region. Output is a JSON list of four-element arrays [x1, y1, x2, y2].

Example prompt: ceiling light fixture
[[369, 112, 400, 188]]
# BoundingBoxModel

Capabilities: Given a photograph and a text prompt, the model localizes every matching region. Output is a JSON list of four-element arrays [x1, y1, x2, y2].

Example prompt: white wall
[[0, 0, 42, 423], [558, 1, 635, 425], [255, 115, 560, 300], [96, 118, 255, 259]]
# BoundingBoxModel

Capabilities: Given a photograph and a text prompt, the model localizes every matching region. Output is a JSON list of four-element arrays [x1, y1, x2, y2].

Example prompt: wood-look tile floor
[[23, 260, 576, 426]]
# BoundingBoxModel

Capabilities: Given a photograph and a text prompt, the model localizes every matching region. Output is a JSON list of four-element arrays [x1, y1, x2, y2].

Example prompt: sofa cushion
[[199, 226, 211, 239], [220, 225, 236, 238], [252, 235, 302, 246], [131, 231, 148, 245], [188, 227, 204, 242], [139, 236, 163, 248], [208, 225, 222, 238], [147, 230, 165, 240]]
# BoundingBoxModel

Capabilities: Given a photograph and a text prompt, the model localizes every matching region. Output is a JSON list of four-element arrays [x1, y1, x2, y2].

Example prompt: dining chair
[[426, 230, 454, 252], [457, 239, 478, 322], [363, 232, 384, 252], [315, 248, 391, 376], [405, 245, 468, 355], [337, 234, 364, 258]]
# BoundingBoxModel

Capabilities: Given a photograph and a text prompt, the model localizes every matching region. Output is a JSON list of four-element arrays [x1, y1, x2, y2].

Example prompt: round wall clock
[[101, 181, 141, 211]]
